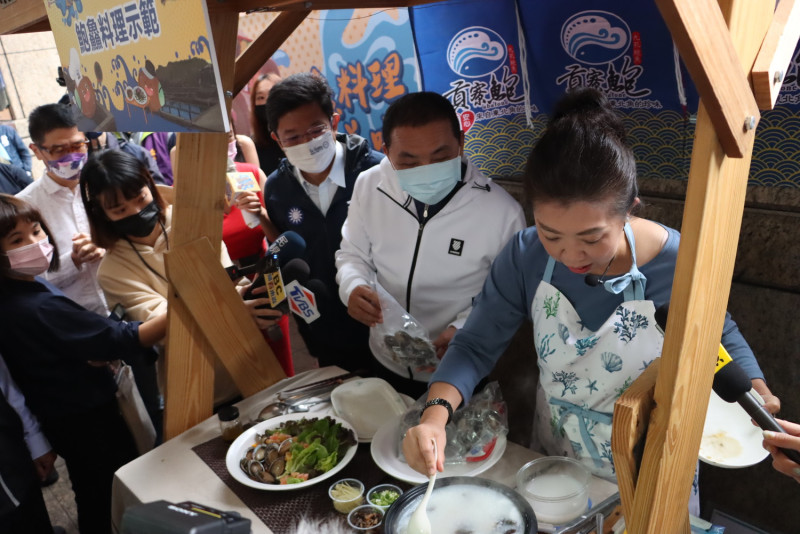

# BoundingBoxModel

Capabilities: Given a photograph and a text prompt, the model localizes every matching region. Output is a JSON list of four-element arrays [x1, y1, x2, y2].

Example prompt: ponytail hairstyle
[[524, 88, 638, 217], [0, 194, 60, 274]]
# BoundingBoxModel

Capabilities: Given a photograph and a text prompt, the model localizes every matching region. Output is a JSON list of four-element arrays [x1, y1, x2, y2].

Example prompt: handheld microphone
[[285, 279, 322, 324], [267, 231, 306, 268], [655, 304, 800, 464], [244, 258, 310, 341]]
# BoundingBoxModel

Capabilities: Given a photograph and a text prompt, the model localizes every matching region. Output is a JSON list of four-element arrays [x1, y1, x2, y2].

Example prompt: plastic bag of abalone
[[368, 283, 439, 374], [398, 382, 508, 464]]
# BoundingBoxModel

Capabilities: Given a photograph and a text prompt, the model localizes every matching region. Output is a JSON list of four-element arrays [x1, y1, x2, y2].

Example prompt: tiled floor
[[42, 319, 317, 533]]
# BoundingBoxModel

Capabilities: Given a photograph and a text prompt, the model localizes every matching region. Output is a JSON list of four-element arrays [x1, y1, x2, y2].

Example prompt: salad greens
[[271, 416, 356, 484]]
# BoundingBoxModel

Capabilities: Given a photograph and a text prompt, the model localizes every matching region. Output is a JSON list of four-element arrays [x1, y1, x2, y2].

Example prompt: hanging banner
[[411, 0, 534, 178], [518, 0, 698, 113], [517, 1, 700, 183], [234, 9, 421, 149], [44, 0, 228, 133]]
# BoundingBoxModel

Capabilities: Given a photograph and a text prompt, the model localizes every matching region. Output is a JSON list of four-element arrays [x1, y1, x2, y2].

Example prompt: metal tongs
[[552, 492, 621, 534], [276, 372, 356, 404]]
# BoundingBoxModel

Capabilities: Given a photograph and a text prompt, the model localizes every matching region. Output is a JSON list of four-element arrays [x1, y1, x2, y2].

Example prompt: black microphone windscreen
[[268, 231, 306, 266], [584, 274, 600, 287], [280, 258, 310, 285], [712, 360, 752, 403], [304, 279, 329, 316]]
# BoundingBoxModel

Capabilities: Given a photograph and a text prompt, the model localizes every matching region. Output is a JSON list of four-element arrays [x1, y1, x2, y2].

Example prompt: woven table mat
[[192, 436, 412, 533]]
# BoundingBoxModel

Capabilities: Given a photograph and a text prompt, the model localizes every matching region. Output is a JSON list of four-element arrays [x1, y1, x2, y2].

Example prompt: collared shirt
[[292, 141, 346, 216], [0, 355, 50, 460], [16, 173, 108, 315]]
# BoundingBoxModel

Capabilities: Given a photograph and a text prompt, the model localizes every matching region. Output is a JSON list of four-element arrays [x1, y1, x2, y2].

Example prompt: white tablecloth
[[112, 367, 617, 533]]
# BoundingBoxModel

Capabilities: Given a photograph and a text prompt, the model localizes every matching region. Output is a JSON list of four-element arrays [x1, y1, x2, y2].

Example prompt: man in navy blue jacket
[[264, 74, 383, 372]]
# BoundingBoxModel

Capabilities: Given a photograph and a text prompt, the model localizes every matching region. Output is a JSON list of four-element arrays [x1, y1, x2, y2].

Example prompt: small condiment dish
[[367, 483, 403, 510], [348, 503, 385, 533], [329, 478, 365, 514]]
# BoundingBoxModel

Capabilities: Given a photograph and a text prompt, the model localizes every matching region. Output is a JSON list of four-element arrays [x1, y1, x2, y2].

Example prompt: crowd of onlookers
[[2, 72, 799, 534]]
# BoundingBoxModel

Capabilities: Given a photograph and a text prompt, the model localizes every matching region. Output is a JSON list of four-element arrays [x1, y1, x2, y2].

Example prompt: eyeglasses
[[38, 139, 90, 159], [279, 124, 330, 148]]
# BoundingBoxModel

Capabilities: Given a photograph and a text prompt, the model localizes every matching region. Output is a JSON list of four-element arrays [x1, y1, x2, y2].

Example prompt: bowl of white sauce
[[382, 476, 537, 534], [515, 456, 590, 525]]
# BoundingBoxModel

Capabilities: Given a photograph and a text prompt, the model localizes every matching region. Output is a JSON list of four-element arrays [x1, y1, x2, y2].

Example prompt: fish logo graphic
[[447, 27, 508, 79], [561, 11, 631, 65]]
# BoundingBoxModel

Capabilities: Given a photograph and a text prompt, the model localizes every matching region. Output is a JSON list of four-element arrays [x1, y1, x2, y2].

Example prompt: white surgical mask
[[283, 134, 336, 174], [394, 155, 461, 205], [2, 237, 54, 277], [227, 139, 238, 161]]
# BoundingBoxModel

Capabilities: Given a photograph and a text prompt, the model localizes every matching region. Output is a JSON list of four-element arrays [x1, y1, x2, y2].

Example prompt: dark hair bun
[[550, 87, 626, 143]]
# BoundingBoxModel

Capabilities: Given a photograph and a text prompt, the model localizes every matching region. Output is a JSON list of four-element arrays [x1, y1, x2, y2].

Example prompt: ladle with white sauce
[[406, 438, 437, 534]]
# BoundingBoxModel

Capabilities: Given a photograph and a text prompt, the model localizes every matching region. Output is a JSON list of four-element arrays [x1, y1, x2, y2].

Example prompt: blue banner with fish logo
[[411, 0, 534, 178]]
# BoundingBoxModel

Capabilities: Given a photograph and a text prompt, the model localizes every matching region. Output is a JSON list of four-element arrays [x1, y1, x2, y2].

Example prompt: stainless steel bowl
[[382, 476, 537, 534]]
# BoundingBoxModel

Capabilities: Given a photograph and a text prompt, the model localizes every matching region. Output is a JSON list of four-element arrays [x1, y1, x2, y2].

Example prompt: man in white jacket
[[336, 92, 526, 392]]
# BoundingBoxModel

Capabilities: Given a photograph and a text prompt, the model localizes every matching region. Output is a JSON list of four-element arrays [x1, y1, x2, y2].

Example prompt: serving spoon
[[256, 397, 330, 421], [406, 438, 438, 534]]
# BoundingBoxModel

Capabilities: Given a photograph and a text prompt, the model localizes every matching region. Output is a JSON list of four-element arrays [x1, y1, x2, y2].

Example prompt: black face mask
[[112, 200, 160, 238], [254, 104, 268, 127]]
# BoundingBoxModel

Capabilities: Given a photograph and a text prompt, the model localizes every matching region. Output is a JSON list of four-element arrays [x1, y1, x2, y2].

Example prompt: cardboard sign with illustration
[[44, 0, 229, 133]]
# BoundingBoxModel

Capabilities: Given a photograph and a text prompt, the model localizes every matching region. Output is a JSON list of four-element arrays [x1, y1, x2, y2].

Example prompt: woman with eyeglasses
[[16, 103, 108, 315]]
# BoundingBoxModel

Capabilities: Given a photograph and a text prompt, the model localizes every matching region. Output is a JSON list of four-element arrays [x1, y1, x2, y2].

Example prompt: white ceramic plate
[[699, 390, 769, 468], [370, 418, 507, 484], [225, 412, 358, 491], [330, 378, 409, 442]]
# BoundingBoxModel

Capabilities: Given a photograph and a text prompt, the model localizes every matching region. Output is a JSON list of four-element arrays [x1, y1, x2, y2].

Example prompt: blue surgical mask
[[394, 155, 461, 205]]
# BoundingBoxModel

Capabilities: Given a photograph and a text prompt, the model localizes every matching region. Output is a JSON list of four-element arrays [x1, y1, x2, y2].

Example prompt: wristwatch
[[422, 398, 453, 425]]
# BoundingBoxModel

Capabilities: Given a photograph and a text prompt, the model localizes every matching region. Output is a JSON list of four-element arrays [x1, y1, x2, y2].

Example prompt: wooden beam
[[752, 0, 800, 109], [655, 0, 761, 158], [628, 1, 774, 531], [232, 10, 310, 97], [163, 10, 239, 439], [0, 0, 48, 35], [165, 238, 285, 396], [612, 358, 660, 524]]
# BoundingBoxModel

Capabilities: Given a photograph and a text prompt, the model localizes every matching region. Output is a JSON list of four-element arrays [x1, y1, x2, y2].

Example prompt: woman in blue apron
[[402, 88, 778, 501]]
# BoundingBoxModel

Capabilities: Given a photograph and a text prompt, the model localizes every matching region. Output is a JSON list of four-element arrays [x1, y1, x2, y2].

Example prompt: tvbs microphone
[[285, 280, 322, 324], [655, 304, 800, 464], [244, 258, 310, 340]]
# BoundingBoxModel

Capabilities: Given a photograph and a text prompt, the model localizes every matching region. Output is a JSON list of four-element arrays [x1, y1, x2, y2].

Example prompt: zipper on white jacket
[[405, 204, 429, 312]]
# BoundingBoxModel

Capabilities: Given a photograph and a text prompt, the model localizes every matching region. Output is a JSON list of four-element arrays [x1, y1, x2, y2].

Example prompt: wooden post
[[611, 359, 660, 524], [166, 237, 285, 397], [752, 0, 800, 109], [654, 0, 761, 158], [627, 1, 774, 531], [163, 10, 240, 439]]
